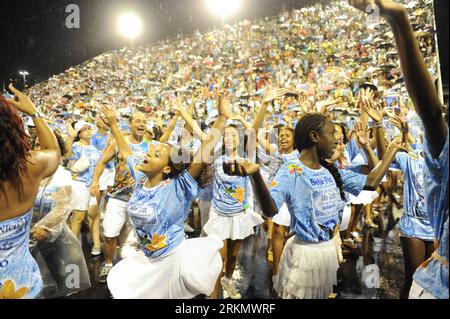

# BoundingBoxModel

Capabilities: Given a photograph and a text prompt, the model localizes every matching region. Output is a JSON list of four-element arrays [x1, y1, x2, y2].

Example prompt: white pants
[[409, 281, 436, 299], [103, 198, 129, 238]]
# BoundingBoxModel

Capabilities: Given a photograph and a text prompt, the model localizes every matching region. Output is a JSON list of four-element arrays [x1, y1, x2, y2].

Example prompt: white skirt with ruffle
[[107, 234, 223, 299], [273, 236, 341, 299]]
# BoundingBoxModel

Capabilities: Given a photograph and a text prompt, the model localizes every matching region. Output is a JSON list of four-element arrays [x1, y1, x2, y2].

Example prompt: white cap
[[74, 120, 90, 134]]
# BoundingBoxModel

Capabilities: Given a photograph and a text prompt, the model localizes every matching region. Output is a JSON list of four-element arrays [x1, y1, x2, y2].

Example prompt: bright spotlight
[[205, 0, 242, 18], [117, 12, 143, 39]]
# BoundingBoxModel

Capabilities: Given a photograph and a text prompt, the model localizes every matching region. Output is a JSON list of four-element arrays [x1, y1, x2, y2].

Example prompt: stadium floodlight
[[205, 0, 242, 19], [117, 12, 143, 40], [19, 71, 29, 88]]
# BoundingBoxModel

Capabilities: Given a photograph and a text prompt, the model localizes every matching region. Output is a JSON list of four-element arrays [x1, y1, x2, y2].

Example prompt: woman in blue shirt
[[64, 121, 102, 239], [224, 113, 405, 298], [99, 93, 230, 299], [351, 0, 448, 299], [204, 88, 287, 299]]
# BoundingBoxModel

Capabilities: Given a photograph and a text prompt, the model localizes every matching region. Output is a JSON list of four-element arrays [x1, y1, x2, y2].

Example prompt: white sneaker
[[91, 247, 102, 256], [184, 223, 195, 233], [98, 264, 113, 283], [221, 277, 242, 299]]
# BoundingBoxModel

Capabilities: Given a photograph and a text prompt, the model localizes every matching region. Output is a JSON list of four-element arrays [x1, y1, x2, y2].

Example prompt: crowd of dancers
[[0, 0, 448, 299]]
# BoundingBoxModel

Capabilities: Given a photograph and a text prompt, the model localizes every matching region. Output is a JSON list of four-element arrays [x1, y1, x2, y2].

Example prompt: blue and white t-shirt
[[269, 159, 367, 242], [413, 131, 449, 299], [211, 155, 251, 215], [91, 132, 114, 169], [126, 156, 199, 259], [393, 152, 434, 241], [68, 143, 102, 187], [257, 145, 300, 182]]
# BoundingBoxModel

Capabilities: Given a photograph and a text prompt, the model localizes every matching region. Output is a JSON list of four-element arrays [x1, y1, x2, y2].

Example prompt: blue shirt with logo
[[212, 155, 250, 215], [413, 131, 449, 299], [269, 159, 367, 242], [126, 155, 199, 259], [393, 152, 434, 241]]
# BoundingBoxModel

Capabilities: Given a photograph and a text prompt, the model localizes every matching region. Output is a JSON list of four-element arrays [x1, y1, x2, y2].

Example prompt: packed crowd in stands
[[0, 0, 447, 300]]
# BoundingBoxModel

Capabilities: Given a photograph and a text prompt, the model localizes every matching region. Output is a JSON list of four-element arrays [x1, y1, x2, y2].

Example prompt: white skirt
[[272, 204, 291, 227], [204, 206, 264, 241], [348, 190, 379, 205], [107, 234, 223, 299], [273, 236, 340, 299]]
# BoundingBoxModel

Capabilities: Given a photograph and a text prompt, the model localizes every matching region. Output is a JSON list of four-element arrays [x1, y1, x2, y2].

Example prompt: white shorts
[[99, 167, 115, 191], [103, 198, 129, 238], [71, 180, 95, 211], [409, 281, 436, 299]]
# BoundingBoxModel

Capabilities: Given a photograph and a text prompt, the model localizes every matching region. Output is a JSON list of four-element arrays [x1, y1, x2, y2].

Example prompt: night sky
[[0, 0, 448, 90]]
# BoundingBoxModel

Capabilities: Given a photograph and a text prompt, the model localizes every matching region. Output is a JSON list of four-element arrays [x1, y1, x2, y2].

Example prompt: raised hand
[[223, 159, 260, 177], [348, 0, 405, 18], [387, 113, 408, 133], [359, 89, 383, 123], [388, 136, 408, 153], [99, 105, 119, 127], [218, 90, 232, 119], [66, 121, 77, 139], [354, 121, 370, 147], [262, 88, 289, 104], [5, 84, 38, 116]]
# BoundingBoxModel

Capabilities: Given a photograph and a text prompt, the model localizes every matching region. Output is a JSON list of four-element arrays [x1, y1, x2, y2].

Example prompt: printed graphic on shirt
[[286, 164, 303, 174], [311, 187, 341, 225], [225, 186, 246, 204], [411, 170, 427, 220]]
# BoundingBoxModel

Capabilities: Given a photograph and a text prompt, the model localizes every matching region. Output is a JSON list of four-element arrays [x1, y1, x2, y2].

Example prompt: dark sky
[[0, 0, 447, 90]]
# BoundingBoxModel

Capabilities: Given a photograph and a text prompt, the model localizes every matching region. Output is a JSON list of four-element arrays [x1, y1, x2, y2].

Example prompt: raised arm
[[90, 139, 116, 201], [350, 0, 447, 157], [6, 84, 60, 179], [188, 91, 231, 179], [354, 121, 379, 171], [100, 105, 133, 161], [364, 136, 406, 190], [360, 89, 387, 159], [159, 112, 180, 143], [63, 121, 77, 158], [252, 88, 288, 131], [173, 97, 207, 142]]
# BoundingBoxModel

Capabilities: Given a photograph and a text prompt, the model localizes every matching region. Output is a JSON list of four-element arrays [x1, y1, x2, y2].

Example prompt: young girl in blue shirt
[[224, 113, 405, 298], [99, 93, 231, 299]]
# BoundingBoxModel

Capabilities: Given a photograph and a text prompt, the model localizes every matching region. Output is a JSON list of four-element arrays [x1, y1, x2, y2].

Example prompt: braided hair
[[294, 113, 346, 200], [0, 96, 31, 200]]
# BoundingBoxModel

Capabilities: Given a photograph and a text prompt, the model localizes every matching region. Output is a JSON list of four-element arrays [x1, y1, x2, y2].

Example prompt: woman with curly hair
[[0, 85, 60, 299]]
